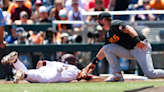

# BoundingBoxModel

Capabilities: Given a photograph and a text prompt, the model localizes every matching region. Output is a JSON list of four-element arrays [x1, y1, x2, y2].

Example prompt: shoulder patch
[[119, 26, 122, 30]]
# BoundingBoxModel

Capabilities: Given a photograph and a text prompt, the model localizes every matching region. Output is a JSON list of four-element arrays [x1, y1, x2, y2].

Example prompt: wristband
[[91, 57, 99, 64], [133, 36, 140, 45]]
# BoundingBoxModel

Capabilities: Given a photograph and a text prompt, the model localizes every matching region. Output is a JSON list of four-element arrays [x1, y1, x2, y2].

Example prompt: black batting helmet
[[61, 54, 76, 65]]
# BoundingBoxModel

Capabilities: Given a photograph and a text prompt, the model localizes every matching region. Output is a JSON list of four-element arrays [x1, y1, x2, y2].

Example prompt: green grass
[[1, 81, 164, 92]]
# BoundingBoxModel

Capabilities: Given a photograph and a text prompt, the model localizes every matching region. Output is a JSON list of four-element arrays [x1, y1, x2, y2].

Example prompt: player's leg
[[0, 46, 13, 81], [25, 67, 59, 83], [14, 66, 59, 83], [131, 40, 164, 78], [1, 51, 28, 72], [103, 43, 135, 82], [103, 43, 135, 73]]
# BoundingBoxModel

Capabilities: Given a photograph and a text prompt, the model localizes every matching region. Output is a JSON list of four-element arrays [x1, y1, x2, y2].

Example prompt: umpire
[[0, 8, 13, 81], [87, 12, 164, 82]]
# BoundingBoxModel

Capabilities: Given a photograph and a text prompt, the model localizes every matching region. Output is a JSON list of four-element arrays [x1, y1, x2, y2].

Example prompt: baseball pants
[[103, 39, 164, 78], [0, 46, 13, 77]]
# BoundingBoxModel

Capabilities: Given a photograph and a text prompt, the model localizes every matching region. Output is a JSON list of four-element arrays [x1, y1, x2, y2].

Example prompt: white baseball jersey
[[13, 59, 81, 83]]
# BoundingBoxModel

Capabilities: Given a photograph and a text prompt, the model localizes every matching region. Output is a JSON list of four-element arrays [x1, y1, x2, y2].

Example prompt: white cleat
[[1, 51, 18, 65], [105, 73, 124, 82], [13, 69, 25, 83]]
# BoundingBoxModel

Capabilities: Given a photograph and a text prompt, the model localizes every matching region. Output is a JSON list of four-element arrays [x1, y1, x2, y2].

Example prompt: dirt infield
[[0, 78, 164, 84], [0, 80, 30, 84]]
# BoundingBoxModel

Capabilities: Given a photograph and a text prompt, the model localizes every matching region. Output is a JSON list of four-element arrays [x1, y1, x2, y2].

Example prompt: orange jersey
[[7, 0, 32, 13], [149, 0, 164, 10]]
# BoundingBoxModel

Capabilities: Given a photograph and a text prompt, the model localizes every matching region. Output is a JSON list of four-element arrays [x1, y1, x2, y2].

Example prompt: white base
[[100, 74, 149, 81]]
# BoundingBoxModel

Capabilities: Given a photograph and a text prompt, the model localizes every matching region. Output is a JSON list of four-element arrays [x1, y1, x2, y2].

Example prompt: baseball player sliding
[[79, 12, 164, 82], [1, 51, 83, 83]]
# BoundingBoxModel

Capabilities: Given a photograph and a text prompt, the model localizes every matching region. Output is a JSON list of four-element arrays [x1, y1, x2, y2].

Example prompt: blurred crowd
[[1, 0, 164, 45], [1, 0, 164, 70]]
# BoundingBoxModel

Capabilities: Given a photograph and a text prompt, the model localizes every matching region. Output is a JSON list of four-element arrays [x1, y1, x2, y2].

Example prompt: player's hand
[[136, 41, 148, 52], [86, 63, 96, 71], [0, 41, 7, 49], [77, 63, 96, 81]]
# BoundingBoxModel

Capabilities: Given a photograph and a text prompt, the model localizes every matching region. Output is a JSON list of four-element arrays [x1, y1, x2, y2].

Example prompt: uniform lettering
[[108, 34, 120, 43]]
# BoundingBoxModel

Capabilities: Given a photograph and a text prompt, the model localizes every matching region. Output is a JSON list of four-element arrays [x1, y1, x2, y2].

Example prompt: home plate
[[100, 74, 149, 81]]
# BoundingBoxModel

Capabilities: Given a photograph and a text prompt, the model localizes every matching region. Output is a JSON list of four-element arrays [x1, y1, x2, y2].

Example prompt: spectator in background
[[58, 9, 72, 32], [109, 0, 129, 20], [10, 0, 32, 22], [149, 0, 164, 20], [7, 0, 32, 13], [3, 0, 11, 11], [68, 0, 86, 31], [43, 27, 61, 45], [5, 25, 18, 44], [49, 0, 66, 20], [128, 0, 143, 10], [28, 30, 44, 44], [65, 0, 87, 12], [88, 25, 105, 44], [131, 0, 156, 37], [30, 0, 42, 21], [86, 0, 110, 11], [0, 1, 11, 24], [13, 27, 30, 45], [150, 0, 164, 10], [14, 11, 33, 25], [86, 0, 109, 22], [35, 6, 51, 23]]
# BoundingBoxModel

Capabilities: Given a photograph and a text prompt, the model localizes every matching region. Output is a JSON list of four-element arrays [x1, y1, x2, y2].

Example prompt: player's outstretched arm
[[77, 46, 105, 80]]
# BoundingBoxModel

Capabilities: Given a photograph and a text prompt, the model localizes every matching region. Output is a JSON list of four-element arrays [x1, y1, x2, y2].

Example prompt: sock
[[42, 61, 46, 66], [24, 73, 27, 78], [14, 59, 17, 63]]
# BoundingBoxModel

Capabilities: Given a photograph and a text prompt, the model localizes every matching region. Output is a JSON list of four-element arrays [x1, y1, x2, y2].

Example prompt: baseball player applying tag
[[79, 12, 164, 82]]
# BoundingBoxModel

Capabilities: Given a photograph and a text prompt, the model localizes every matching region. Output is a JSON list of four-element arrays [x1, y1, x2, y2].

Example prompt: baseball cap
[[96, 12, 113, 21], [143, 0, 150, 4], [39, 6, 47, 13], [59, 9, 67, 17], [61, 33, 69, 38], [20, 11, 28, 18], [16, 27, 25, 34], [72, 0, 78, 4], [35, 0, 42, 5]]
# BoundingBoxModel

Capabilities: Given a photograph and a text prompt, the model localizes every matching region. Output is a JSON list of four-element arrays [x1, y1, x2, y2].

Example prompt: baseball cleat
[[105, 73, 124, 82], [13, 69, 25, 83], [1, 51, 18, 65]]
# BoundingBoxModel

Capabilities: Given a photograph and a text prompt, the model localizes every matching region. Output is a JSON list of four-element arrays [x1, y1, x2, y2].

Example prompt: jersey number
[[108, 34, 120, 43]]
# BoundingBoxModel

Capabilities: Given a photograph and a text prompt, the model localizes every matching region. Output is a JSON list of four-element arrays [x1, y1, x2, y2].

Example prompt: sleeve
[[80, 9, 86, 21], [5, 36, 10, 43], [68, 11, 73, 21], [111, 21, 127, 33], [0, 9, 6, 27]]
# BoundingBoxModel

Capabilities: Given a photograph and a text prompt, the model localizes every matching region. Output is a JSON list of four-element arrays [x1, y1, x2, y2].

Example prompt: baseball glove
[[77, 68, 94, 81]]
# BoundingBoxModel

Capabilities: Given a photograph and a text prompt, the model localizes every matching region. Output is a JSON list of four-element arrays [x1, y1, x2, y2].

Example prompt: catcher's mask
[[61, 54, 76, 65]]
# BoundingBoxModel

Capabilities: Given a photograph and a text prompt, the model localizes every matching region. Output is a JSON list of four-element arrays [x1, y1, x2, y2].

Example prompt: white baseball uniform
[[13, 59, 80, 83]]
